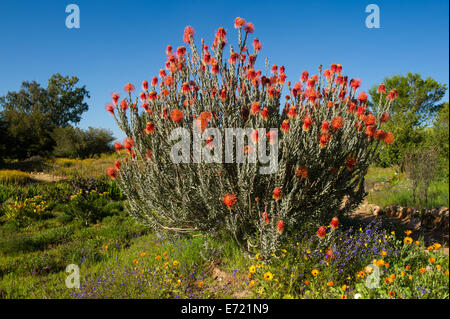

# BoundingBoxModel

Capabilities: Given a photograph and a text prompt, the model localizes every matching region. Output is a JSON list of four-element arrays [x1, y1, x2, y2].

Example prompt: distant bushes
[[51, 126, 115, 159], [0, 170, 31, 185]]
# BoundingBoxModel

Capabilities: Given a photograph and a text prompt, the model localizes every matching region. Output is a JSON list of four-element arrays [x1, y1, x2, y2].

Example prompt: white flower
[[354, 293, 362, 299]]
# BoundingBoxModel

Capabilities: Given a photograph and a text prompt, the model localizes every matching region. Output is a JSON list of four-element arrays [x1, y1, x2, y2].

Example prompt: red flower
[[321, 121, 330, 134], [170, 109, 184, 123], [350, 78, 361, 90], [281, 120, 290, 133], [330, 217, 339, 229], [106, 103, 114, 115], [120, 99, 128, 112], [261, 107, 269, 120], [387, 89, 398, 101], [250, 130, 259, 143], [301, 71, 309, 83], [152, 76, 158, 87], [183, 26, 195, 44], [364, 114, 376, 126], [377, 83, 386, 94], [114, 160, 121, 170], [142, 80, 149, 91], [317, 226, 327, 239], [273, 187, 282, 201], [357, 91, 368, 103], [250, 102, 260, 115], [123, 138, 134, 151], [384, 132, 395, 144], [266, 130, 277, 144], [113, 142, 123, 152], [106, 167, 117, 179], [331, 116, 344, 130], [111, 93, 120, 104], [244, 22, 254, 33], [145, 122, 155, 134], [124, 83, 135, 93], [277, 220, 285, 234], [253, 38, 262, 52], [295, 166, 308, 178], [261, 212, 269, 225], [234, 17, 246, 28], [346, 157, 357, 170], [380, 112, 390, 123], [319, 134, 331, 148], [223, 193, 237, 210], [303, 117, 312, 131], [287, 106, 297, 119], [181, 82, 190, 94]]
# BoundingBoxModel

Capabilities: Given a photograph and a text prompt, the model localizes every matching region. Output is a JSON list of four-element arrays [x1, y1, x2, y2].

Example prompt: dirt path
[[30, 172, 65, 182]]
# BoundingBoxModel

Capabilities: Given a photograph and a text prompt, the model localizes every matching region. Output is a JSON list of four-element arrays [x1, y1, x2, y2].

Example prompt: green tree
[[369, 73, 447, 167], [52, 126, 115, 158], [0, 74, 90, 159]]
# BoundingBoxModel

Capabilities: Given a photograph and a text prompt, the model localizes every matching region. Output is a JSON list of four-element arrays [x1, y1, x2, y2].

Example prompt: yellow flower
[[384, 277, 393, 284], [104, 245, 108, 251], [140, 252, 146, 257], [177, 279, 182, 285], [306, 249, 311, 254], [391, 231, 395, 235], [436, 265, 441, 271], [164, 262, 169, 267], [173, 260, 179, 267], [342, 284, 348, 291], [141, 269, 145, 274], [404, 237, 413, 244], [132, 259, 138, 264], [408, 275, 413, 280], [249, 265, 256, 273], [263, 272, 274, 281], [341, 294, 347, 299], [248, 273, 252, 279], [381, 251, 387, 257], [249, 280, 255, 287], [358, 271, 366, 278], [433, 243, 442, 250], [404, 230, 412, 235], [445, 270, 449, 276], [401, 271, 405, 276], [311, 269, 319, 277]]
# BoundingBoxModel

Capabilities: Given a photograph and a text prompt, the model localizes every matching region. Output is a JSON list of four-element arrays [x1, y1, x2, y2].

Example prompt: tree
[[0, 74, 90, 159], [368, 73, 447, 167], [52, 126, 115, 158]]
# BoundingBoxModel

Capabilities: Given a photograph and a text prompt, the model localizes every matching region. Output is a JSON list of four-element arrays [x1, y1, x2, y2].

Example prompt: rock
[[431, 208, 440, 218], [397, 206, 407, 219], [406, 217, 421, 230], [439, 206, 449, 217], [406, 207, 413, 217], [373, 206, 382, 216], [385, 206, 393, 216]]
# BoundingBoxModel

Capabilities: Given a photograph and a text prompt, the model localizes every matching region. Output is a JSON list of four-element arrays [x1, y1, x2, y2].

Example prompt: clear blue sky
[[0, 0, 448, 141]]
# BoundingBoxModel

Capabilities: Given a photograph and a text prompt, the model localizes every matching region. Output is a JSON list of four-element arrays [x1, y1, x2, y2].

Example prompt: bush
[[1, 196, 50, 227], [52, 126, 115, 159], [62, 189, 114, 226], [107, 18, 397, 258]]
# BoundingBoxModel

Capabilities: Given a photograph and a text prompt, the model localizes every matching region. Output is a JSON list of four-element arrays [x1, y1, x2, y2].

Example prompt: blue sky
[[0, 0, 448, 141]]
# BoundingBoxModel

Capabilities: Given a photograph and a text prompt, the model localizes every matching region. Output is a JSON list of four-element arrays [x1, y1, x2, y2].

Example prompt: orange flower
[[331, 116, 344, 130], [276, 220, 285, 234], [261, 212, 269, 225], [106, 167, 117, 179], [429, 257, 436, 263], [281, 120, 290, 133], [388, 291, 395, 298], [170, 109, 184, 123], [327, 281, 334, 287], [384, 132, 395, 144], [183, 25, 195, 44], [295, 166, 308, 178], [419, 268, 426, 274], [223, 193, 237, 210], [329, 217, 339, 230], [273, 187, 282, 201], [317, 226, 327, 239]]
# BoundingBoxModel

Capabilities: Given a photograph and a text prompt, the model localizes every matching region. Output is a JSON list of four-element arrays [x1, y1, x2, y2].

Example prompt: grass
[[0, 170, 31, 185], [365, 166, 449, 209]]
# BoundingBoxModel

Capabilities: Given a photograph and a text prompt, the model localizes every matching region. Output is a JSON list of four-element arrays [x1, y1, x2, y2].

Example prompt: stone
[[373, 206, 382, 216], [406, 207, 413, 217], [439, 206, 449, 217], [406, 217, 421, 230]]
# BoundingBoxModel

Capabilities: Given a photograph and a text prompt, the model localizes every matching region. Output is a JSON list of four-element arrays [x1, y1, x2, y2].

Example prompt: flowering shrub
[[2, 196, 49, 227], [63, 189, 111, 226], [106, 18, 397, 257]]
